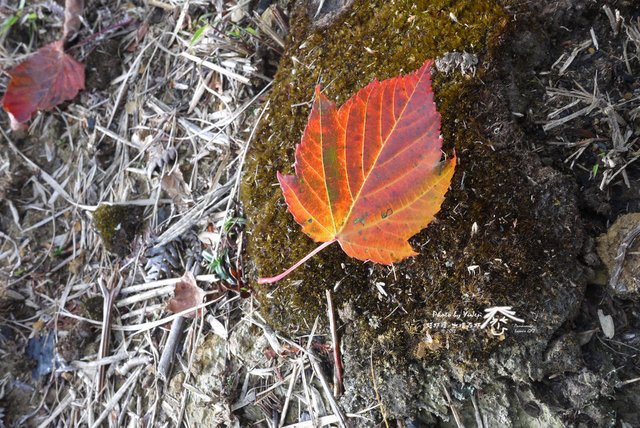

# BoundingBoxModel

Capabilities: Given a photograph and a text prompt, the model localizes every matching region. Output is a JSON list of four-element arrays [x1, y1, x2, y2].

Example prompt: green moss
[[93, 204, 144, 257], [242, 0, 507, 337], [241, 0, 581, 365], [81, 295, 104, 320]]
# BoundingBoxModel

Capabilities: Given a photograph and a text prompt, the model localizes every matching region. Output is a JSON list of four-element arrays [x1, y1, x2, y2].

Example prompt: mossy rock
[[241, 0, 590, 424], [93, 204, 145, 257]]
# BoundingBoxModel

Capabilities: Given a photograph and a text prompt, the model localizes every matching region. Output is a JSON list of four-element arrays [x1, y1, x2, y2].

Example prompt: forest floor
[[0, 0, 639, 427], [0, 0, 291, 426]]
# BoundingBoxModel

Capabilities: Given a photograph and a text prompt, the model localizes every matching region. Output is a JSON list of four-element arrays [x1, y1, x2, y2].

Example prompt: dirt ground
[[0, 0, 639, 427]]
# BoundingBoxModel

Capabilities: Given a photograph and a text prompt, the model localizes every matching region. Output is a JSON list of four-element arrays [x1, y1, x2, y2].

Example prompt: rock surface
[[240, 0, 640, 425], [597, 213, 640, 299]]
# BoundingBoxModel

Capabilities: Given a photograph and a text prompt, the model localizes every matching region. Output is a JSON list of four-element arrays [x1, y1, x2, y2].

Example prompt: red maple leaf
[[2, 40, 85, 124], [259, 60, 456, 284]]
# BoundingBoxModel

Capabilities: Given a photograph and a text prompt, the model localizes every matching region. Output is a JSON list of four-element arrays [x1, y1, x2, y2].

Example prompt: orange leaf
[[2, 41, 85, 123], [260, 60, 456, 284], [167, 272, 206, 318]]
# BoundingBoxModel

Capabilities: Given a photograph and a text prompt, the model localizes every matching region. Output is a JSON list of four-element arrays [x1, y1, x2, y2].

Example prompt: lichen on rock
[[93, 203, 144, 257]]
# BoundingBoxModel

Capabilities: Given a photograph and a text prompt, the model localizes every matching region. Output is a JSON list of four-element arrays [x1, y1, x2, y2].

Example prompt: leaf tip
[[277, 170, 293, 188], [421, 58, 435, 70], [314, 85, 322, 94], [5, 111, 27, 131]]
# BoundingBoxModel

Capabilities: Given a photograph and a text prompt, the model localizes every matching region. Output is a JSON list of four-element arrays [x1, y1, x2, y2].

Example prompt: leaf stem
[[258, 239, 337, 284]]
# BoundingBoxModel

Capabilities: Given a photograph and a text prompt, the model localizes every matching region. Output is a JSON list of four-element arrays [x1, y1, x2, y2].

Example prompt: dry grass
[[0, 1, 372, 427], [543, 6, 640, 190]]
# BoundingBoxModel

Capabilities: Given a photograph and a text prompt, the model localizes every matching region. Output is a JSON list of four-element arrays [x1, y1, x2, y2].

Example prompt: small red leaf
[[2, 41, 85, 123], [167, 272, 206, 318]]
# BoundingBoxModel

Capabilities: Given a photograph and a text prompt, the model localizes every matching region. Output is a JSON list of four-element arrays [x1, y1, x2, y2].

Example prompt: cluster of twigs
[[543, 5, 640, 189]]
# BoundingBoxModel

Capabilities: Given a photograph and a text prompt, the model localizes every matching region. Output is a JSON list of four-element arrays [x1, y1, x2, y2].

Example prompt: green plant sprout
[[227, 25, 257, 39], [202, 248, 231, 281], [13, 267, 27, 277], [190, 24, 209, 45], [1, 0, 33, 35], [223, 216, 245, 233]]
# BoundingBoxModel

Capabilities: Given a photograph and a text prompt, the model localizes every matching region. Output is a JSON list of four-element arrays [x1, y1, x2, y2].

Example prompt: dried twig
[[36, 390, 76, 428], [616, 377, 640, 388], [90, 367, 144, 428], [369, 348, 389, 428], [325, 289, 344, 397], [310, 353, 350, 428], [471, 392, 484, 428], [96, 271, 123, 398], [158, 316, 186, 382], [442, 386, 465, 428], [557, 39, 592, 75], [602, 5, 622, 35], [180, 52, 251, 84], [278, 364, 300, 427]]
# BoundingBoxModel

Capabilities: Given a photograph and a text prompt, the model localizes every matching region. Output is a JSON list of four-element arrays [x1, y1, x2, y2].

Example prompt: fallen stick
[[158, 316, 186, 382], [325, 289, 344, 396], [96, 271, 123, 398], [309, 353, 350, 428]]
